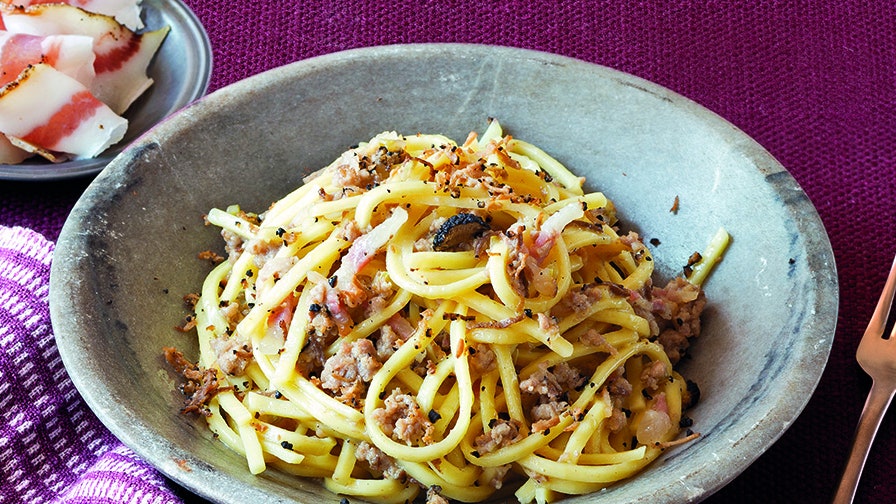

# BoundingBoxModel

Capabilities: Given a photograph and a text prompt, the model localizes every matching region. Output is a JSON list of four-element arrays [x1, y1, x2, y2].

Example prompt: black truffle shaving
[[432, 213, 489, 251]]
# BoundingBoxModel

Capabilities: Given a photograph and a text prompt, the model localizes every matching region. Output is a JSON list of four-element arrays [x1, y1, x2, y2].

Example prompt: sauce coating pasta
[[166, 120, 728, 504]]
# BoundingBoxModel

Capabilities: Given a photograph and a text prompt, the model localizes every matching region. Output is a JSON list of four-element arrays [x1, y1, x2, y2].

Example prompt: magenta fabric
[[1, 1, 895, 503]]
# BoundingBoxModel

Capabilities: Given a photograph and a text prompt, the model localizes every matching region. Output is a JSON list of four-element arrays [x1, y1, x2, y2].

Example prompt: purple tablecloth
[[2, 1, 895, 503]]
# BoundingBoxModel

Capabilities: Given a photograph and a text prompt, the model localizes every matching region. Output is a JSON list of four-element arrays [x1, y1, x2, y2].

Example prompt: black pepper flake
[[309, 303, 322, 313], [650, 237, 661, 246], [246, 269, 254, 277], [680, 416, 694, 428], [162, 288, 169, 294], [686, 428, 695, 437], [275, 227, 286, 238], [631, 436, 638, 448], [281, 440, 294, 450], [641, 389, 653, 400], [789, 257, 796, 265], [428, 409, 442, 423], [543, 428, 551, 436], [341, 498, 350, 504], [379, 391, 388, 400], [471, 450, 480, 458], [274, 391, 282, 399], [328, 275, 338, 287], [524, 308, 533, 318]]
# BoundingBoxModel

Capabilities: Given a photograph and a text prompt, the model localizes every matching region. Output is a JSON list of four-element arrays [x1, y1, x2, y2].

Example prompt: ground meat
[[372, 388, 434, 445], [530, 401, 566, 432], [182, 292, 200, 309], [640, 360, 668, 392], [519, 361, 585, 401], [333, 146, 407, 193], [474, 419, 522, 454], [197, 249, 225, 265], [210, 336, 253, 376], [220, 229, 244, 259], [334, 157, 376, 192], [468, 343, 497, 379], [363, 273, 395, 318], [579, 328, 617, 355], [163, 347, 229, 416], [355, 441, 406, 480], [426, 485, 450, 504], [651, 277, 706, 364], [375, 313, 415, 360], [630, 275, 706, 365], [320, 339, 382, 408], [219, 301, 242, 328], [551, 283, 603, 318], [606, 367, 633, 398], [520, 362, 585, 431], [602, 368, 633, 433]]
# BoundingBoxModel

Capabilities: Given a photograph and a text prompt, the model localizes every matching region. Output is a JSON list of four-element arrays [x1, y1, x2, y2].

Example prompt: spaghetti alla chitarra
[[165, 119, 729, 504]]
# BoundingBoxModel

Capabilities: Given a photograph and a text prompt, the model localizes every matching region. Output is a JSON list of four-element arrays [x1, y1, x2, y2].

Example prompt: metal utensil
[[833, 254, 896, 503]]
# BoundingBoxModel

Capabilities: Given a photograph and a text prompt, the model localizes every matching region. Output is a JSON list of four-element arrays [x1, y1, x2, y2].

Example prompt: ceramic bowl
[[50, 44, 838, 503], [0, 0, 212, 181]]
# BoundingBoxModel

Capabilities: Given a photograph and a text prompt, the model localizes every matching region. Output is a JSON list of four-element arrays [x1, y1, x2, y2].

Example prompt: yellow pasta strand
[[177, 120, 728, 504]]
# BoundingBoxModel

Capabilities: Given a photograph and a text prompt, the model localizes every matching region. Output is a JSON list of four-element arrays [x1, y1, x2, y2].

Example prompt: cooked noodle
[[171, 119, 729, 503]]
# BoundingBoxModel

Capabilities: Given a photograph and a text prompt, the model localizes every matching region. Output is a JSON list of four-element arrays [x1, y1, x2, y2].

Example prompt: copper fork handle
[[832, 380, 896, 503]]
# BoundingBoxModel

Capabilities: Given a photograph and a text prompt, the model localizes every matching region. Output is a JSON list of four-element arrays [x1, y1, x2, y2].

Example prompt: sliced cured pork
[[0, 63, 127, 160], [0, 133, 32, 164], [0, 0, 143, 30], [2, 3, 168, 114], [0, 30, 96, 87]]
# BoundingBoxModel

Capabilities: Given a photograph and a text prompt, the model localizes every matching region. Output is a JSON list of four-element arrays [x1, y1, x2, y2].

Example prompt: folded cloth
[[0, 226, 183, 504]]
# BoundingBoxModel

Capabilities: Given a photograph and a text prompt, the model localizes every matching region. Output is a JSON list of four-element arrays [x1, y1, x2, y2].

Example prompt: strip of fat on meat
[[0, 30, 95, 87], [1, 3, 168, 114], [0, 63, 127, 160], [0, 133, 32, 163], [0, 0, 143, 30]]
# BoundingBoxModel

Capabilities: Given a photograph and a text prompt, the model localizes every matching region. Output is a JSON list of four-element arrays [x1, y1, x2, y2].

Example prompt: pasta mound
[[167, 120, 727, 504]]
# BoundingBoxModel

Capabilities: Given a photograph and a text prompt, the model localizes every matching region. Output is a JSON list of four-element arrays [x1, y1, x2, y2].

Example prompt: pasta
[[166, 120, 729, 504]]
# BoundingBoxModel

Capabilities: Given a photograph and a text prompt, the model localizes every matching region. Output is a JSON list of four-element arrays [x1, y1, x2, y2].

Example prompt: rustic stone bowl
[[50, 44, 838, 503]]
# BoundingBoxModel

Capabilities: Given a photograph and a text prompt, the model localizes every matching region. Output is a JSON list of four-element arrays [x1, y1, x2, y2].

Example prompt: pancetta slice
[[0, 133, 32, 164], [1, 3, 168, 113], [0, 30, 95, 87], [0, 0, 142, 30], [0, 63, 127, 160]]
